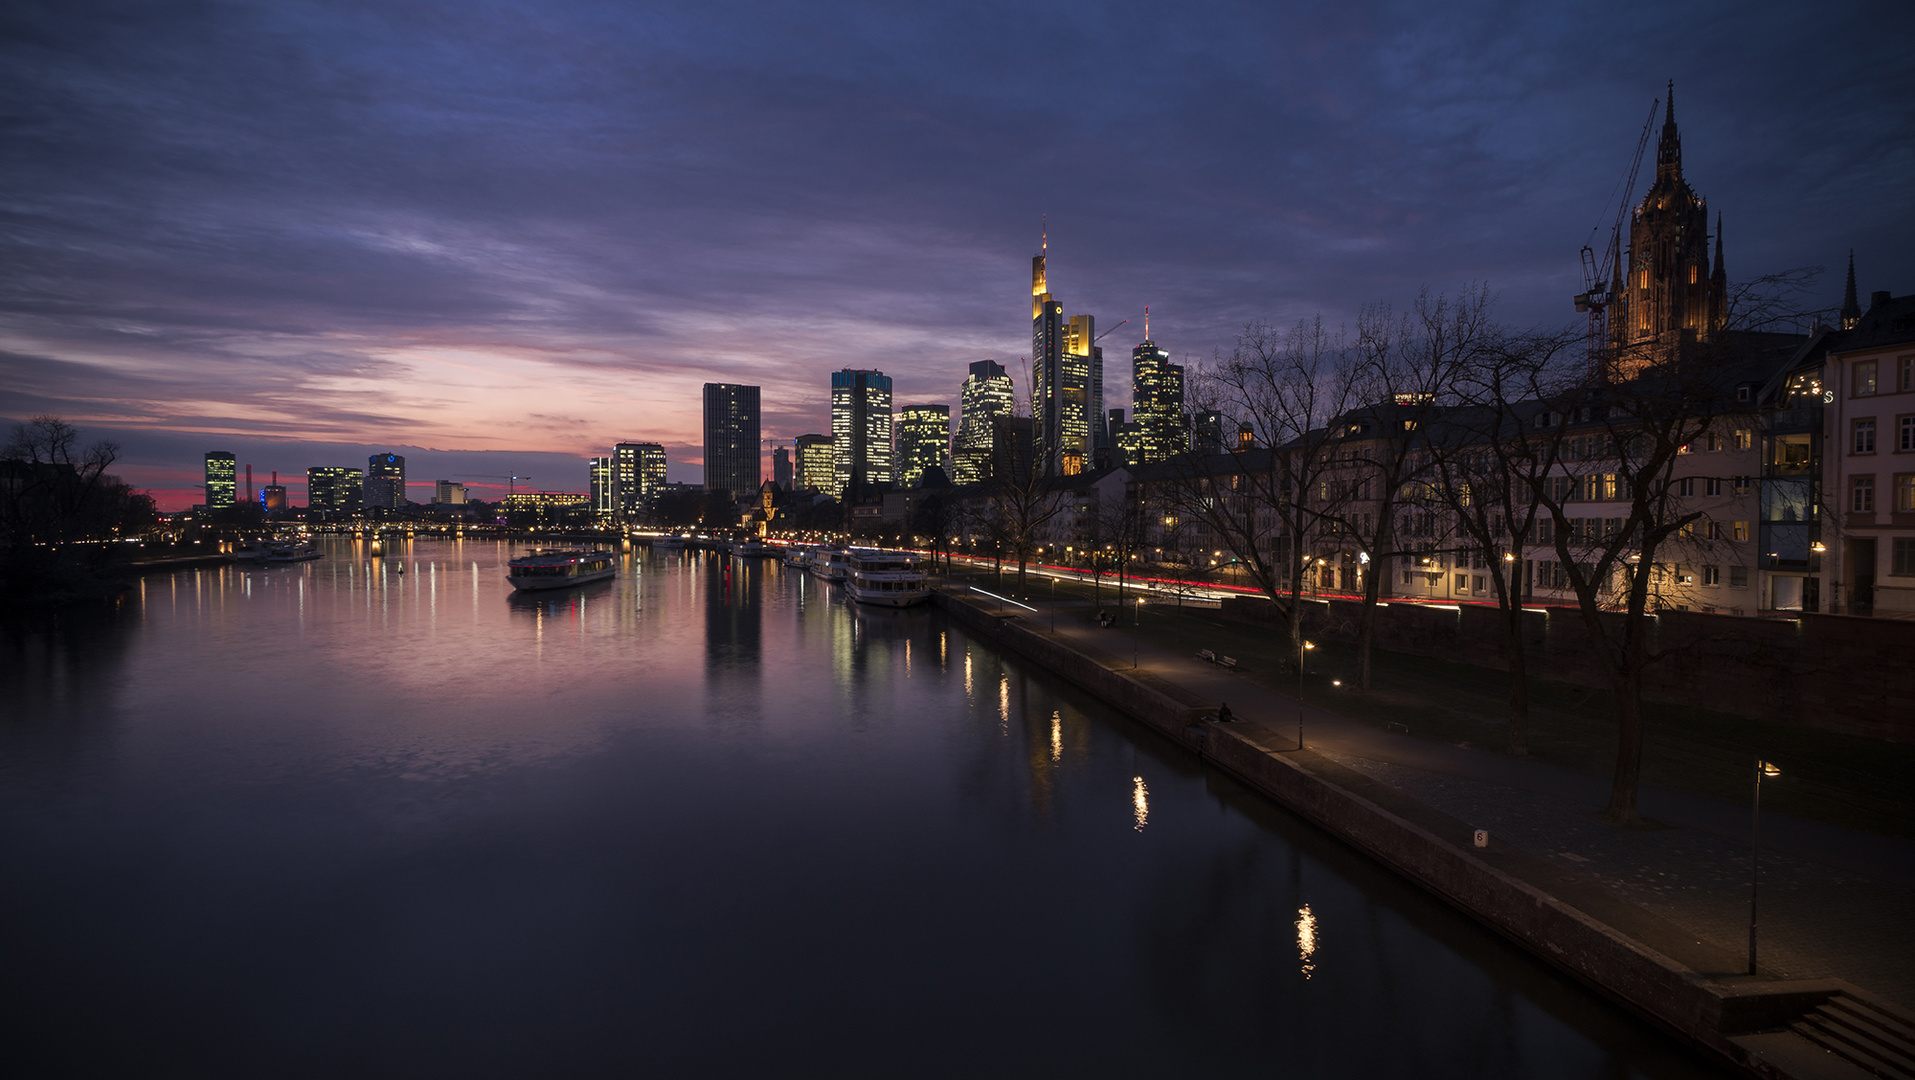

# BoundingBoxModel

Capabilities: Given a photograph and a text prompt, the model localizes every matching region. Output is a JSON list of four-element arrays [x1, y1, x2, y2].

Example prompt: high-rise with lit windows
[[896, 404, 951, 487], [613, 442, 667, 519], [795, 434, 834, 493], [204, 451, 236, 509], [955, 360, 1013, 484], [1131, 334, 1186, 464], [365, 453, 406, 509], [1030, 230, 1098, 475], [831, 369, 892, 496], [703, 383, 761, 499], [306, 466, 361, 516]]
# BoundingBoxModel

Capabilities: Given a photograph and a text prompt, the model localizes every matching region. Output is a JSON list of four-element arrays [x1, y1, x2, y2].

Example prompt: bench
[[1218, 656, 1238, 669], [1197, 649, 1217, 663]]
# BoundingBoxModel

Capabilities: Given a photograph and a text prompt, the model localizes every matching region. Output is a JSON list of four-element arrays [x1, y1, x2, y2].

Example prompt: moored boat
[[732, 539, 772, 558], [651, 534, 685, 551], [263, 541, 322, 563], [506, 548, 617, 591], [847, 548, 928, 607], [780, 543, 814, 568], [811, 546, 850, 582]]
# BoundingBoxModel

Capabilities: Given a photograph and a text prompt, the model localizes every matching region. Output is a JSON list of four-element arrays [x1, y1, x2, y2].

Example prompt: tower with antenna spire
[[1610, 81, 1726, 358], [1028, 221, 1097, 476], [1840, 251, 1862, 330]]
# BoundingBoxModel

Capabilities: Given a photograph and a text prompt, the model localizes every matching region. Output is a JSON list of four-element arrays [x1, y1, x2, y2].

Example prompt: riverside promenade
[[934, 584, 1915, 1080]]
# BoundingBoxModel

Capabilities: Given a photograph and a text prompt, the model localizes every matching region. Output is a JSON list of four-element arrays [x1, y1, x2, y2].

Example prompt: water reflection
[[0, 538, 1726, 1078]]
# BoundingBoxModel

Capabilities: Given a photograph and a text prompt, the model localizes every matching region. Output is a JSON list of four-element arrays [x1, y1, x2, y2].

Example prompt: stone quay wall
[[931, 588, 1875, 1078], [1218, 595, 1914, 743]]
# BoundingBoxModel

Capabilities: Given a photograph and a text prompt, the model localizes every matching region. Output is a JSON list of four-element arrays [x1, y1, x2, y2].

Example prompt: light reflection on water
[[0, 539, 1725, 1078]]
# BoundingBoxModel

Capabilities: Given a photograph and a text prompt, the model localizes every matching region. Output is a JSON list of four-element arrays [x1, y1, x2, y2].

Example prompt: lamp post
[[1749, 758, 1781, 976], [1296, 639, 1315, 751]]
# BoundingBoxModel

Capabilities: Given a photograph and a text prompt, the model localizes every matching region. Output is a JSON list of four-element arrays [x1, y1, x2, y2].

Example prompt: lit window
[[1855, 360, 1878, 397]]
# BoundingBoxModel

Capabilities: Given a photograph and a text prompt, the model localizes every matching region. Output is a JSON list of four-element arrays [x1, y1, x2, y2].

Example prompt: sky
[[4, 0, 1912, 509]]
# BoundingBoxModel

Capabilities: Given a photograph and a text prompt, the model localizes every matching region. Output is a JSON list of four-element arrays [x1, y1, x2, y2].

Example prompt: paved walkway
[[1016, 594, 1915, 1011]]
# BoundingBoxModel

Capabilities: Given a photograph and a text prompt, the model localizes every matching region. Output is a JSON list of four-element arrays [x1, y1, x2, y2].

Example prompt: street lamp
[[1296, 639, 1316, 751], [1749, 758, 1781, 975]]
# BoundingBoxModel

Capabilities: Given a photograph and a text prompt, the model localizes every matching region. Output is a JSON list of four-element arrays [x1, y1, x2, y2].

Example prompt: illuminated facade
[[306, 466, 361, 515], [365, 453, 406, 509], [795, 433, 834, 493], [955, 359, 1013, 484], [590, 457, 613, 514], [703, 383, 761, 499], [1610, 84, 1725, 360], [1131, 337, 1186, 463], [204, 451, 236, 509], [613, 442, 667, 519], [896, 404, 951, 487], [1029, 233, 1099, 476], [432, 480, 467, 505], [831, 369, 893, 495]]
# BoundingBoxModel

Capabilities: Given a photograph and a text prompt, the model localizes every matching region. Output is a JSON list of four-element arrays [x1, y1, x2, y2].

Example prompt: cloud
[[3, 0, 1912, 508]]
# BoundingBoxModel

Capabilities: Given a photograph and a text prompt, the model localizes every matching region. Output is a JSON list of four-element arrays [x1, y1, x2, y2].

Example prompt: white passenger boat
[[811, 547, 850, 582], [732, 539, 772, 558], [780, 543, 814, 568], [263, 542, 322, 563], [506, 548, 617, 591], [847, 548, 928, 607], [651, 534, 685, 551]]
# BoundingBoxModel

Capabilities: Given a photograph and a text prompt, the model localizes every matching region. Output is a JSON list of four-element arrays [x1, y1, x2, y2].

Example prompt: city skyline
[[4, 2, 1912, 510]]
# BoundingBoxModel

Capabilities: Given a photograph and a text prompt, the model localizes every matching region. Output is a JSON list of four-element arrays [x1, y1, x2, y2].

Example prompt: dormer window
[[1535, 411, 1554, 429], [1735, 385, 1753, 403]]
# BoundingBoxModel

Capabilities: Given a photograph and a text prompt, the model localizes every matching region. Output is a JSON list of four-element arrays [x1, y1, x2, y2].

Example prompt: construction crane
[[1093, 318, 1129, 344], [1574, 97, 1660, 370], [458, 474, 533, 498]]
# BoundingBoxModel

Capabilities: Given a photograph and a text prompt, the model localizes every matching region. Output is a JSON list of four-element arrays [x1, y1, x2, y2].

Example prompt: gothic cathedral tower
[[1610, 83, 1726, 357]]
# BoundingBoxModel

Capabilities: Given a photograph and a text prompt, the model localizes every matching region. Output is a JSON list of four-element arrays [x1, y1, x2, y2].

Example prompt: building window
[[1456, 573, 1469, 592], [1735, 429, 1753, 449], [1730, 565, 1749, 588], [1731, 521, 1749, 542], [1854, 419, 1876, 454], [1677, 477, 1695, 497], [1674, 565, 1695, 585], [1902, 356, 1914, 393], [1901, 415, 1915, 453], [1703, 565, 1721, 586], [1855, 360, 1878, 397], [1853, 476, 1875, 512], [1898, 474, 1915, 513], [1895, 538, 1915, 576], [1705, 477, 1721, 497], [1732, 476, 1752, 495]]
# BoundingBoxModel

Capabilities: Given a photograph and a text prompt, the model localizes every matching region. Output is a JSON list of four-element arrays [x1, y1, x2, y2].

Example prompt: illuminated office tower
[[831, 369, 893, 495], [259, 473, 287, 512], [1029, 230, 1096, 475], [589, 457, 613, 515], [703, 383, 761, 499], [954, 360, 1013, 484], [432, 480, 467, 505], [306, 467, 362, 516], [1131, 329, 1186, 464], [896, 404, 951, 488], [613, 442, 667, 519], [795, 434, 834, 493], [204, 451, 236, 509], [365, 453, 407, 508], [771, 446, 792, 491]]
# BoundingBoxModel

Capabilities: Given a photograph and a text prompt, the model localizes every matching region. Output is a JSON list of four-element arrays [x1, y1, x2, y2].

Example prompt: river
[[0, 539, 1726, 1077]]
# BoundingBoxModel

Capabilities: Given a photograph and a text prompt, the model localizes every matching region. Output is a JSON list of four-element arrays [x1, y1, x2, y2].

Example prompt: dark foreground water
[[1, 540, 1725, 1077]]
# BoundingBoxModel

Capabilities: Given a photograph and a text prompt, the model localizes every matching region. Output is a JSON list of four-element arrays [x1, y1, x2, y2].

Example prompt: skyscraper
[[306, 466, 362, 516], [954, 359, 1013, 485], [771, 446, 792, 491], [831, 369, 893, 496], [795, 434, 834, 493], [204, 451, 236, 509], [896, 404, 951, 488], [703, 383, 761, 499], [1029, 230, 1097, 476], [365, 453, 406, 509], [1131, 331, 1186, 464], [590, 457, 613, 515], [613, 442, 667, 519]]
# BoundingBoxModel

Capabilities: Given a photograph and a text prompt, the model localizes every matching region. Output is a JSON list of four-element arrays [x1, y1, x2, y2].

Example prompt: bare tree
[[1172, 317, 1363, 660], [1428, 328, 1585, 754]]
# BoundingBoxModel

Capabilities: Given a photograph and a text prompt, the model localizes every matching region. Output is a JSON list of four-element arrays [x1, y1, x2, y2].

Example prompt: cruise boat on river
[[847, 548, 929, 607], [780, 543, 814, 569], [263, 541, 322, 564], [506, 548, 617, 591], [811, 547, 850, 582], [731, 539, 772, 558]]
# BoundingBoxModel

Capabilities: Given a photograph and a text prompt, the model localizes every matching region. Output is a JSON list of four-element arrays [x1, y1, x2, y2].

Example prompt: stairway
[[1790, 994, 1915, 1080]]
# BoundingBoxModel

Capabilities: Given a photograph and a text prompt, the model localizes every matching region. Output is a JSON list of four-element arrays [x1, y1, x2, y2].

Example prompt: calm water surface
[[1, 540, 1725, 1077]]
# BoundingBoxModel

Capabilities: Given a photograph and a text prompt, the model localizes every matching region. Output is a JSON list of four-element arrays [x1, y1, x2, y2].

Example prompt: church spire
[[1656, 80, 1682, 176], [1841, 250, 1861, 330]]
